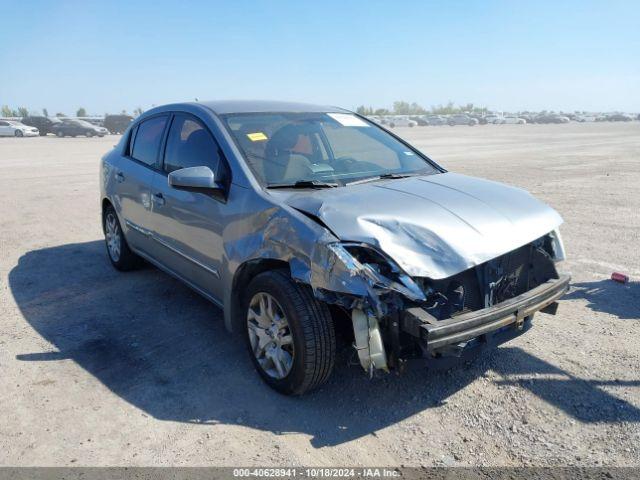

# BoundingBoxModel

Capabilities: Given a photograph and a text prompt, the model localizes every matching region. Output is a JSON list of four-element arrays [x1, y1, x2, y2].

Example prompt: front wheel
[[14, 130, 23, 137], [56, 131, 64, 137], [244, 270, 335, 395]]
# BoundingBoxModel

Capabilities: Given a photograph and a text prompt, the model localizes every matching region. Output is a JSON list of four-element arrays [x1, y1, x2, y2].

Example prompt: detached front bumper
[[401, 274, 571, 356]]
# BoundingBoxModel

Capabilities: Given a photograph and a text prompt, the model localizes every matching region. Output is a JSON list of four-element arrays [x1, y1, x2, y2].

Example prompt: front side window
[[131, 115, 168, 167], [221, 112, 439, 186], [163, 114, 222, 174]]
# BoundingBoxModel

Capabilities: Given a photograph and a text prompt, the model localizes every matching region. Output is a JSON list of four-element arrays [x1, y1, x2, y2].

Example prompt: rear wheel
[[244, 270, 335, 395], [103, 205, 140, 271]]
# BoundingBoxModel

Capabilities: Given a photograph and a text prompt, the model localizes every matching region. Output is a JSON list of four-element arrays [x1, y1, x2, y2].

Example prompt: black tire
[[39, 131, 47, 136], [103, 205, 140, 271], [86, 130, 94, 137], [56, 131, 64, 137], [15, 130, 23, 137], [243, 270, 336, 395]]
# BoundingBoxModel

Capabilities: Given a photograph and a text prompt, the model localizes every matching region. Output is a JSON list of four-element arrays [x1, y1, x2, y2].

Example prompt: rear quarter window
[[131, 115, 168, 167]]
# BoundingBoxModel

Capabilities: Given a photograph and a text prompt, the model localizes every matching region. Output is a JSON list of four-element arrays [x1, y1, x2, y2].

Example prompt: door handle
[[153, 192, 165, 206], [115, 171, 125, 183]]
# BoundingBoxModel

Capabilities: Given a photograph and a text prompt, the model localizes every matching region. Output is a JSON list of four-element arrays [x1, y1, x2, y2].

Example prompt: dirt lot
[[1, 122, 639, 467]]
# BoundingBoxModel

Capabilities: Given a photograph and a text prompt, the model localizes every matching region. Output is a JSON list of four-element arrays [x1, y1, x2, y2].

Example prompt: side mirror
[[168, 166, 223, 193]]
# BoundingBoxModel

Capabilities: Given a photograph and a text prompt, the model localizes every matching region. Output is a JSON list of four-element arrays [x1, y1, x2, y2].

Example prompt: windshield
[[221, 112, 440, 187]]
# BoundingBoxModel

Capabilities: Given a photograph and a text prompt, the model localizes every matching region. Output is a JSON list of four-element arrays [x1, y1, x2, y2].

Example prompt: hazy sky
[[2, 0, 639, 115]]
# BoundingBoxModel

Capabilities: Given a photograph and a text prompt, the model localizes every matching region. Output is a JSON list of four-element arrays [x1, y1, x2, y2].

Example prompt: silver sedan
[[101, 100, 569, 394]]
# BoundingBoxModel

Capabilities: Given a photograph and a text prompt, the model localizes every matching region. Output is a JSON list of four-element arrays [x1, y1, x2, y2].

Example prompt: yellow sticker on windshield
[[247, 132, 268, 141]]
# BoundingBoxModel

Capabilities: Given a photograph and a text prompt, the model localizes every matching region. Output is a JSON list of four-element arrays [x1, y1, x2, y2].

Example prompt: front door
[[146, 113, 229, 302]]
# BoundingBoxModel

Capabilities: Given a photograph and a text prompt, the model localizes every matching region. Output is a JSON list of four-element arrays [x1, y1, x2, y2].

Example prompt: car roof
[[198, 100, 349, 115]]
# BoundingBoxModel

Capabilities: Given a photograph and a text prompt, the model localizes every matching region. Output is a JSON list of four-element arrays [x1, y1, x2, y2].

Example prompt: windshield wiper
[[266, 180, 339, 189], [346, 173, 418, 186]]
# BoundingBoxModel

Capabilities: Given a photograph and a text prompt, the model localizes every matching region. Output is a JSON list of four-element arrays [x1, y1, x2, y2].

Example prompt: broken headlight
[[327, 243, 426, 302], [548, 229, 566, 263]]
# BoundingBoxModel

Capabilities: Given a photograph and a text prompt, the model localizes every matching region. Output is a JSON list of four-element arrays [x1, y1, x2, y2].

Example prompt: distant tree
[[55, 112, 66, 117], [18, 107, 29, 117], [42, 108, 49, 117], [409, 102, 426, 114], [374, 108, 390, 115], [355, 105, 375, 115], [393, 101, 411, 115], [76, 107, 87, 117], [1, 105, 13, 117], [121, 109, 128, 115], [133, 107, 144, 117]]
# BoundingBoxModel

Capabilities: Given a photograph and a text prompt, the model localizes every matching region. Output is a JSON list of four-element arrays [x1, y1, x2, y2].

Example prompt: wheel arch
[[227, 258, 291, 333], [101, 198, 114, 232]]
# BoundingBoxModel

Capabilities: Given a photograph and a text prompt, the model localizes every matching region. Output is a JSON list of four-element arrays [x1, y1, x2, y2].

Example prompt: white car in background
[[575, 114, 596, 122], [0, 120, 39, 137], [503, 116, 527, 124], [483, 114, 505, 124], [386, 116, 417, 128]]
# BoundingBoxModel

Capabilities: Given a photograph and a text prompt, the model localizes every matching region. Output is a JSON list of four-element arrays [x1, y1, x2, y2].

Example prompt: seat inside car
[[264, 124, 315, 183]]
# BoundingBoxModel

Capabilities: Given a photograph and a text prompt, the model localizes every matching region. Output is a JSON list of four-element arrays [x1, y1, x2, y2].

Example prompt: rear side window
[[163, 114, 222, 174], [131, 115, 168, 167]]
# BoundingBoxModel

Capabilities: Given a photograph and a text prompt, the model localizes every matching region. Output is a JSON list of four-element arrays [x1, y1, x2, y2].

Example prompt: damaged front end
[[302, 230, 569, 374]]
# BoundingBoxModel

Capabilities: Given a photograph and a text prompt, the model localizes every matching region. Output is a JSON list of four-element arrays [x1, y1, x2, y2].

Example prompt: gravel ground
[[0, 122, 638, 467]]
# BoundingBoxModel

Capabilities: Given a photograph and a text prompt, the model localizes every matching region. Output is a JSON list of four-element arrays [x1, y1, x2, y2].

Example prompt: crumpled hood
[[283, 172, 563, 279]]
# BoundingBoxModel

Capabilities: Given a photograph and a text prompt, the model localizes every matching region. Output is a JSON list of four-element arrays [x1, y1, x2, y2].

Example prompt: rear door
[[146, 113, 230, 301], [113, 114, 169, 253]]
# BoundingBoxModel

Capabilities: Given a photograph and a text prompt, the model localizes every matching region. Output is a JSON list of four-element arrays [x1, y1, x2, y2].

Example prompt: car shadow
[[563, 280, 640, 320], [9, 241, 640, 448]]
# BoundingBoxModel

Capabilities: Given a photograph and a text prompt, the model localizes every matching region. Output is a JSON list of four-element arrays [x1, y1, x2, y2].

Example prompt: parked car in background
[[534, 114, 569, 124], [502, 116, 526, 124], [410, 116, 428, 126], [574, 114, 596, 122], [386, 116, 417, 128], [52, 119, 109, 137], [100, 100, 569, 395], [483, 114, 505, 124], [78, 117, 106, 127], [519, 114, 537, 124], [448, 114, 478, 126], [423, 115, 447, 126], [21, 116, 62, 136], [0, 120, 39, 137], [607, 113, 633, 122], [104, 114, 134, 134]]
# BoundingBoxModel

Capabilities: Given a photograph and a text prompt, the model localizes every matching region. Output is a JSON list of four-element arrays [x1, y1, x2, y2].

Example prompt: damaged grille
[[417, 236, 559, 320]]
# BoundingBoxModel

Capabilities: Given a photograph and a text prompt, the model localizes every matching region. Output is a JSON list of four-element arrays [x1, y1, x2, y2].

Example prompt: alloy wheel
[[105, 212, 122, 262], [247, 292, 294, 379]]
